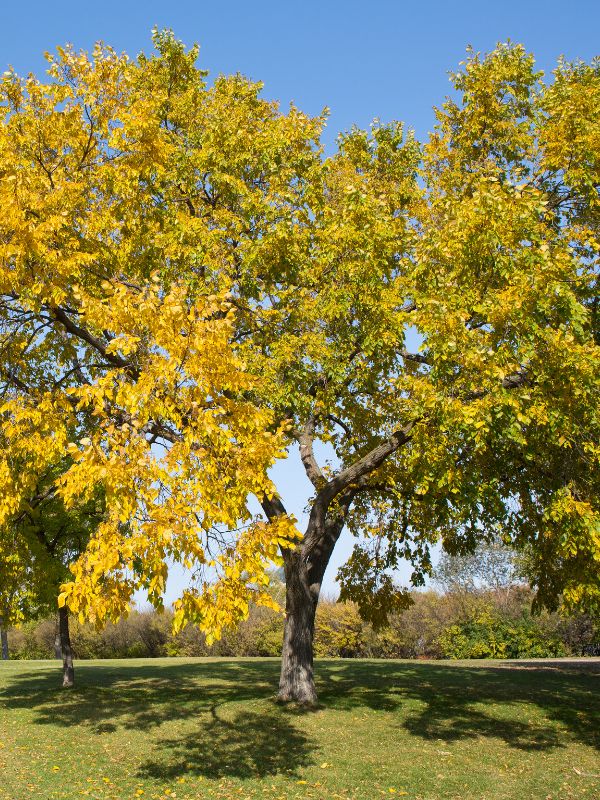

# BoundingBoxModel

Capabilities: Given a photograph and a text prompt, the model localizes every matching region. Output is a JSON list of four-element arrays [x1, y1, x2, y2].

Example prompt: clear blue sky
[[3, 1, 598, 601], [3, 1, 599, 150]]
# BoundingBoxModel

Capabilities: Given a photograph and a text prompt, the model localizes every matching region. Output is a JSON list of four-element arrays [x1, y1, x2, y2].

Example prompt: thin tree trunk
[[58, 606, 75, 688], [0, 617, 8, 660], [54, 616, 61, 659], [278, 551, 319, 705]]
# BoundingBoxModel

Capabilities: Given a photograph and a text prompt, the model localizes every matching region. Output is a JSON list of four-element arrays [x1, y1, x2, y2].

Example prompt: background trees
[[7, 587, 598, 661], [0, 34, 598, 702], [0, 446, 105, 683]]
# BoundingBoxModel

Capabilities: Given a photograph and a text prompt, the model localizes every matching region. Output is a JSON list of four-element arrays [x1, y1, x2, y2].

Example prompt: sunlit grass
[[0, 657, 598, 799]]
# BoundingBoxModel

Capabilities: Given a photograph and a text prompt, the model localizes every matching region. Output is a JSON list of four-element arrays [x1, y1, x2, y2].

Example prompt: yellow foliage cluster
[[0, 33, 302, 637], [0, 34, 599, 642]]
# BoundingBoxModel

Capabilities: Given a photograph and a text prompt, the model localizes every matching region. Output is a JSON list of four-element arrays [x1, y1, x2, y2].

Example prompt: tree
[[0, 456, 103, 684], [0, 34, 598, 704], [21, 483, 103, 686], [0, 523, 34, 657], [0, 29, 300, 667], [433, 537, 521, 595]]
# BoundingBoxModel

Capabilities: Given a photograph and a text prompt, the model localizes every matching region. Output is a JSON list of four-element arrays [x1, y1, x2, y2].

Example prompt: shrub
[[315, 601, 365, 657], [438, 606, 568, 659]]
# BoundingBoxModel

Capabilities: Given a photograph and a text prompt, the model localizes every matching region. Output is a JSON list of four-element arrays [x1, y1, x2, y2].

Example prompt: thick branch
[[260, 494, 288, 522], [299, 416, 325, 488], [321, 420, 417, 506], [303, 419, 418, 558]]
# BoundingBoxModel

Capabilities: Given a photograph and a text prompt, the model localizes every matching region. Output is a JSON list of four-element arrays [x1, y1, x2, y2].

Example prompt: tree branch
[[260, 494, 288, 522], [466, 369, 532, 401], [401, 350, 430, 365], [0, 367, 32, 395], [299, 416, 325, 488], [51, 306, 137, 376], [303, 419, 418, 557], [322, 420, 417, 504], [327, 414, 354, 441]]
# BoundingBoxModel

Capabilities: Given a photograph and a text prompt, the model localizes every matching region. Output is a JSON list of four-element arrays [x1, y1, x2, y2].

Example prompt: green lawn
[[0, 658, 598, 800]]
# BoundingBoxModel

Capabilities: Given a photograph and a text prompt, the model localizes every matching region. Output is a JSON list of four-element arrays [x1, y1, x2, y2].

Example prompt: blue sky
[[3, 1, 598, 600], [3, 1, 599, 151]]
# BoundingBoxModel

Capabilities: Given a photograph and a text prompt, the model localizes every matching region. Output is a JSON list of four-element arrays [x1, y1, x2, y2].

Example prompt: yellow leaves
[[104, 335, 140, 356], [168, 515, 299, 640], [46, 289, 296, 632]]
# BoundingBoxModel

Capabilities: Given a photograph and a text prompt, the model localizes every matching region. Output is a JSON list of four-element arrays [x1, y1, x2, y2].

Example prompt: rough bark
[[278, 508, 349, 704], [58, 606, 75, 688], [0, 617, 8, 660], [278, 550, 319, 705]]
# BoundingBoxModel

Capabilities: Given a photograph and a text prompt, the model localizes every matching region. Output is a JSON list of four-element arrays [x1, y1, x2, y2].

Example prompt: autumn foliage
[[0, 32, 599, 699]]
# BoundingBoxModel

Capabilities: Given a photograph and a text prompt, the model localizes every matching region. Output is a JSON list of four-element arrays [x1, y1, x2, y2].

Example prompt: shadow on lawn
[[138, 705, 314, 780], [1, 658, 598, 780], [317, 660, 600, 753], [1, 660, 316, 779]]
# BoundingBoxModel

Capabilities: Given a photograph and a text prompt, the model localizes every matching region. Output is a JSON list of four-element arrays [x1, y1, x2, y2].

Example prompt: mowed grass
[[0, 658, 598, 800]]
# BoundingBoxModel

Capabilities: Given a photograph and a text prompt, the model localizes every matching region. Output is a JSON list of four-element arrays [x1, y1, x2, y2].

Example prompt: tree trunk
[[0, 617, 8, 660], [58, 606, 75, 688], [278, 551, 319, 705]]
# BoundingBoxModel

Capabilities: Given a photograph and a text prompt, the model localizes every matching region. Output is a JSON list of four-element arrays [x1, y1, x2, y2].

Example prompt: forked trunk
[[278, 552, 319, 705], [58, 606, 75, 688], [0, 617, 8, 660]]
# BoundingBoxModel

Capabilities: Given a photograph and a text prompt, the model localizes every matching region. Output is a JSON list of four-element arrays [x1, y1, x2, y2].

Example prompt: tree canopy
[[0, 33, 598, 698]]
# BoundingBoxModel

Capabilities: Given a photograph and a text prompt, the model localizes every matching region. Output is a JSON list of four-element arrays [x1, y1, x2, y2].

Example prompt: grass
[[0, 658, 598, 800]]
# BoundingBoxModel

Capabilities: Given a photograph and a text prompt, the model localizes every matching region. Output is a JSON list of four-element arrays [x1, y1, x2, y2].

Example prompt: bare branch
[[51, 306, 138, 378]]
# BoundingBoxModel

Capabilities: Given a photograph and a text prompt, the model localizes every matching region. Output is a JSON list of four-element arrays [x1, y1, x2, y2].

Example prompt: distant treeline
[[6, 586, 599, 661]]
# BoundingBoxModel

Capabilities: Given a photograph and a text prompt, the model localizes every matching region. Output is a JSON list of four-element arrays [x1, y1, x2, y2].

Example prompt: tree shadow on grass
[[1, 657, 598, 780], [137, 705, 314, 780], [317, 660, 600, 752], [0, 660, 316, 779], [0, 660, 282, 731]]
